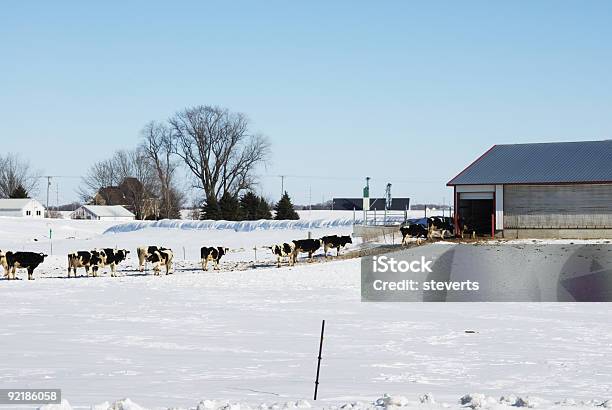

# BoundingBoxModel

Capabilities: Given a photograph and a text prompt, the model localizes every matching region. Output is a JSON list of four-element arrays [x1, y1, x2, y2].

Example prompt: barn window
[[36, 210, 41, 216]]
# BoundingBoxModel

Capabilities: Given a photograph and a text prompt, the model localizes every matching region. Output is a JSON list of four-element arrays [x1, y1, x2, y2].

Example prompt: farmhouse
[[0, 198, 45, 218], [71, 205, 135, 221], [447, 140, 612, 239]]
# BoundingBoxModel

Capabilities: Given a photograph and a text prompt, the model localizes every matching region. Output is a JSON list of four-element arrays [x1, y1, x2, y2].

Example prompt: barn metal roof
[[447, 140, 612, 186], [0, 198, 43, 210], [80, 205, 135, 218]]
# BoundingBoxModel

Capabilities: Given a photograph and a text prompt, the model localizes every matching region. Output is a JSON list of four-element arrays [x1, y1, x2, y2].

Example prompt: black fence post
[[313, 320, 325, 400]]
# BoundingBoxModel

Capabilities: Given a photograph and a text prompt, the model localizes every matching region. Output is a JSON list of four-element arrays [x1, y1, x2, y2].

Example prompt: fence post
[[314, 320, 325, 400]]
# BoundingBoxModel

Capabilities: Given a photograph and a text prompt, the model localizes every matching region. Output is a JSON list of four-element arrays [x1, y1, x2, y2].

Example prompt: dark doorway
[[458, 199, 494, 235]]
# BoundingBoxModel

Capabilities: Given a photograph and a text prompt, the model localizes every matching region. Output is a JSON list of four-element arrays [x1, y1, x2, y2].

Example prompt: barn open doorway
[[458, 193, 494, 236]]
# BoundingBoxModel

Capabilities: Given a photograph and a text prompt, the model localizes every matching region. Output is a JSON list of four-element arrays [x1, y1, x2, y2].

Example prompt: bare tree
[[169, 105, 270, 204], [78, 158, 118, 201], [78, 149, 157, 219], [0, 153, 40, 198], [141, 121, 180, 219]]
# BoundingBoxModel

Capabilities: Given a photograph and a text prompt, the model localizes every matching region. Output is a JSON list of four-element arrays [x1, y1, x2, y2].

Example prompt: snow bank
[[103, 217, 363, 234], [37, 400, 73, 410], [35, 394, 612, 410]]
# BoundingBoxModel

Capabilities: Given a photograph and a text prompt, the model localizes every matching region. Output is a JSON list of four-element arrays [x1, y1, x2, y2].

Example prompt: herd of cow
[[0, 220, 473, 280], [268, 234, 353, 267], [399, 216, 476, 245], [0, 234, 354, 280]]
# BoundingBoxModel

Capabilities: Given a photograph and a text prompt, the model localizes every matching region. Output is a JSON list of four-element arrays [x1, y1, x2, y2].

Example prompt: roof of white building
[[80, 205, 135, 218], [0, 198, 43, 210]]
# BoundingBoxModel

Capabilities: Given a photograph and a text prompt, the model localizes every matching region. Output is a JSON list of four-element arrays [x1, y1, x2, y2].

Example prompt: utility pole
[[45, 176, 52, 218], [309, 185, 312, 212], [279, 175, 285, 196]]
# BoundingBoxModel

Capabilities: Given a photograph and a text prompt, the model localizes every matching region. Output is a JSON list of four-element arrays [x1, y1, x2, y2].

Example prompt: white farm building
[[0, 198, 45, 218], [71, 205, 135, 221]]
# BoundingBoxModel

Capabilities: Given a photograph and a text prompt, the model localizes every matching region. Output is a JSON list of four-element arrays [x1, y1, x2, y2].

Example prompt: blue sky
[[2, 1, 612, 207]]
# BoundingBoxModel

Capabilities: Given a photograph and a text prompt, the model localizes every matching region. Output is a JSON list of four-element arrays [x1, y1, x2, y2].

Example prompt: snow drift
[[103, 217, 364, 234]]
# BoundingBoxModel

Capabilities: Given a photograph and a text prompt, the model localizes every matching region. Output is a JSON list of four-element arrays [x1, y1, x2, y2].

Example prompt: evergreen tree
[[219, 192, 241, 220], [274, 191, 299, 220], [239, 191, 259, 220], [200, 196, 220, 220], [255, 196, 272, 219], [9, 184, 28, 198]]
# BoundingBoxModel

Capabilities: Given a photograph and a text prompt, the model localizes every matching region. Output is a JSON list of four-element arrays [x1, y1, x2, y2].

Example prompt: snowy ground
[[0, 215, 611, 409]]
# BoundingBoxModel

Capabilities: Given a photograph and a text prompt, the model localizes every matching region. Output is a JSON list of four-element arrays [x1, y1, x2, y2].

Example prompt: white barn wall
[[0, 199, 45, 218]]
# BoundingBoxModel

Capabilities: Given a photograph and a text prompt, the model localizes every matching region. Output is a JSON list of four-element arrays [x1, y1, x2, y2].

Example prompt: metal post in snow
[[314, 319, 325, 400]]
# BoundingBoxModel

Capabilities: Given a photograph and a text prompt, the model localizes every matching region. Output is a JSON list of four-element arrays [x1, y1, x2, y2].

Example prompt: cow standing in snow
[[291, 239, 323, 264], [68, 250, 107, 277], [147, 248, 173, 275], [137, 246, 167, 272], [268, 243, 296, 267], [200, 246, 229, 271], [101, 248, 130, 277], [2, 251, 48, 280], [320, 235, 353, 258]]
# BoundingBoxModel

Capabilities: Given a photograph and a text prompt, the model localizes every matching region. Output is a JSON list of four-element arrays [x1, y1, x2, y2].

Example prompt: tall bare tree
[[141, 121, 181, 219], [0, 153, 40, 198], [169, 105, 270, 204]]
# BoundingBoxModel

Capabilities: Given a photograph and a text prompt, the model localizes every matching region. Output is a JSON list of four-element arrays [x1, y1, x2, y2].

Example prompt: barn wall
[[495, 185, 504, 230], [504, 184, 612, 229], [23, 201, 45, 218]]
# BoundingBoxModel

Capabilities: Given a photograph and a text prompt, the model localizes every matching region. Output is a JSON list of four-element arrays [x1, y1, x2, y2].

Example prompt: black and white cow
[[427, 216, 454, 239], [268, 243, 296, 267], [147, 248, 173, 275], [200, 246, 229, 271], [292, 239, 323, 264], [101, 248, 130, 277], [320, 235, 352, 258], [1, 251, 47, 280], [67, 249, 106, 277], [400, 224, 428, 245], [137, 246, 167, 271]]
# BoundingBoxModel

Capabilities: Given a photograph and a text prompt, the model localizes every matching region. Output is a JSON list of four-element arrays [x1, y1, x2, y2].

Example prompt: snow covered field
[[0, 215, 611, 409]]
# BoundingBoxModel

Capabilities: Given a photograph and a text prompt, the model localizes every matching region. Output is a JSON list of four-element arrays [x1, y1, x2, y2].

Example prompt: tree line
[[80, 105, 300, 221]]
